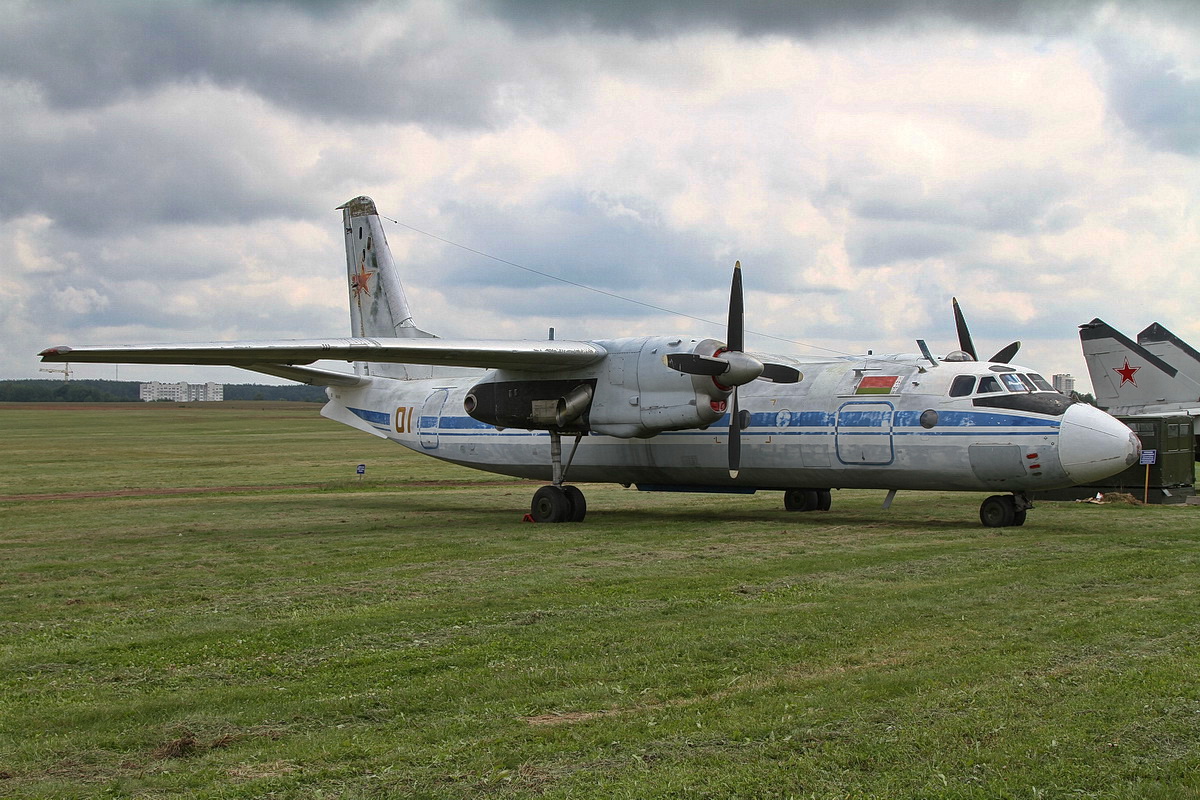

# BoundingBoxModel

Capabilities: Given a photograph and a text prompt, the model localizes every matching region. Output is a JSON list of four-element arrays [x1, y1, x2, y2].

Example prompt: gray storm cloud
[[2, 0, 1198, 385]]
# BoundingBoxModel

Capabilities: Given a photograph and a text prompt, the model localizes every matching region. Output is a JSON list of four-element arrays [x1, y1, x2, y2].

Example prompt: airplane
[[1079, 318, 1200, 457], [41, 196, 1141, 528]]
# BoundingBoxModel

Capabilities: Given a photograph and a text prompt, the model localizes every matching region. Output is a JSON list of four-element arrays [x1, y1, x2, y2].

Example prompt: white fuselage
[[323, 350, 1140, 495]]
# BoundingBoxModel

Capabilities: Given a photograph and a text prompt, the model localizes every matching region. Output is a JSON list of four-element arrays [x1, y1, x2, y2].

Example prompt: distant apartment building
[[139, 381, 224, 402], [1052, 373, 1076, 395]]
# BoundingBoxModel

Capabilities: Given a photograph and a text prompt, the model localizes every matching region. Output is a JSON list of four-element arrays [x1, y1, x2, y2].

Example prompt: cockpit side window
[[1000, 373, 1026, 392], [977, 376, 1002, 394], [1026, 373, 1055, 391], [949, 375, 976, 397]]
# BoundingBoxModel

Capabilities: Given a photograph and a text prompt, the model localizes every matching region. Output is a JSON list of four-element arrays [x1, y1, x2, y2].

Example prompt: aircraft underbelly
[[399, 427, 1065, 492]]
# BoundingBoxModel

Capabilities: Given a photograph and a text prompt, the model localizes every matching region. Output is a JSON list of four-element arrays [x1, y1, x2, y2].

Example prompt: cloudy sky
[[3, 0, 1198, 390]]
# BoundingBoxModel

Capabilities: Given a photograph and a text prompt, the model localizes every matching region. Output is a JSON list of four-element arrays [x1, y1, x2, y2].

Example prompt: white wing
[[40, 337, 607, 378]]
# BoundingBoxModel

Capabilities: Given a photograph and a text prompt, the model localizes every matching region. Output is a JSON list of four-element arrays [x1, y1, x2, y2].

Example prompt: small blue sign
[[356, 464, 366, 475], [1140, 450, 1156, 465]]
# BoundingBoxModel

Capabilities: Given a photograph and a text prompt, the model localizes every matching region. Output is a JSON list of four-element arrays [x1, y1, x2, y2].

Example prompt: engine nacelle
[[462, 336, 733, 438], [464, 378, 597, 432]]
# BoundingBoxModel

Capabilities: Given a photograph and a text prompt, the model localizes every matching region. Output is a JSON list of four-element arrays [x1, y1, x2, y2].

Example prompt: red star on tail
[[1114, 358, 1139, 387], [350, 255, 374, 298]]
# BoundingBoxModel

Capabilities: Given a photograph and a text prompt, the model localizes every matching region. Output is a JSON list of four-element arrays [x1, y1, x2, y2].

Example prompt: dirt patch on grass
[[525, 709, 616, 726], [152, 736, 198, 760]]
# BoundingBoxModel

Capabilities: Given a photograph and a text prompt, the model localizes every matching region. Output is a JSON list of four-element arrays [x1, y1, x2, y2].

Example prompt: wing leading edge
[[39, 338, 608, 373]]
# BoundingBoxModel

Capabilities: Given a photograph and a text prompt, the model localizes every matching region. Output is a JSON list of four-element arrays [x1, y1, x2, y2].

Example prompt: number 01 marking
[[395, 406, 415, 433]]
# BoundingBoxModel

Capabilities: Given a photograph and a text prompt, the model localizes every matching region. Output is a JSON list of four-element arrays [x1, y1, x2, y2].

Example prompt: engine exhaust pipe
[[555, 384, 594, 427]]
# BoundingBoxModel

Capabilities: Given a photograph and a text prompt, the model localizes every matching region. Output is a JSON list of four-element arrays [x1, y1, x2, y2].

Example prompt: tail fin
[[339, 196, 450, 380], [1138, 322, 1200, 385], [340, 196, 432, 340], [1079, 318, 1199, 411]]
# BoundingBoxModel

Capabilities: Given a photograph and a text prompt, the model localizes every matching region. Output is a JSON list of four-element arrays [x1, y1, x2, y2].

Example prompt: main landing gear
[[979, 492, 1031, 528], [528, 431, 587, 523], [784, 488, 832, 512]]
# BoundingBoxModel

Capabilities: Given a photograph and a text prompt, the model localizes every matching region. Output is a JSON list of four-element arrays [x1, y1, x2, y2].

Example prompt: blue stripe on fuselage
[[349, 407, 391, 426], [407, 408, 1060, 439]]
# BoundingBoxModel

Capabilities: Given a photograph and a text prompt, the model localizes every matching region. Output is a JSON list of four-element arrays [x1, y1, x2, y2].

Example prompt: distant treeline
[[0, 380, 327, 403]]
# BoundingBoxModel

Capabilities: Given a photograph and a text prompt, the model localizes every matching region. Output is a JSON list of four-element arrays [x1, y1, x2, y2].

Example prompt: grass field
[[2, 403, 1199, 799]]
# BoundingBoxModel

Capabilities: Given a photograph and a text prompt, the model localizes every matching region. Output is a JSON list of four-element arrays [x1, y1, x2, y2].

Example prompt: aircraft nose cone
[[1058, 403, 1140, 485]]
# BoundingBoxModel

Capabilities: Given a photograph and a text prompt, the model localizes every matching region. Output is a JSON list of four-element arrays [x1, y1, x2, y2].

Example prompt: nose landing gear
[[979, 492, 1031, 528], [783, 488, 832, 512]]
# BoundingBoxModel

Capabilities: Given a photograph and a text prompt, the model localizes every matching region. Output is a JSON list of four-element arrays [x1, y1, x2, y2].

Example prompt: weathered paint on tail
[[339, 196, 453, 380]]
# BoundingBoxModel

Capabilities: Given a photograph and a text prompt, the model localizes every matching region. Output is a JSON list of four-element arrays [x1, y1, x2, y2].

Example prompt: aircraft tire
[[1011, 508, 1027, 526], [816, 489, 832, 511], [979, 495, 1016, 528], [563, 485, 587, 522], [784, 488, 820, 512], [531, 485, 572, 523]]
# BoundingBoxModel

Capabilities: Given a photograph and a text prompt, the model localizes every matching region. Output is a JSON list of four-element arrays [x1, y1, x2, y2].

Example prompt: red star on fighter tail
[[1114, 358, 1139, 387]]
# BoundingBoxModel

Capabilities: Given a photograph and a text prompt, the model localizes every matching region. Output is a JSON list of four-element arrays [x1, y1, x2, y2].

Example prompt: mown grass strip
[[1, 404, 1198, 798]]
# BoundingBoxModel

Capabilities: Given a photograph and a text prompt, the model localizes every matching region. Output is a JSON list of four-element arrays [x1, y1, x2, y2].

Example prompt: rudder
[[339, 196, 446, 380]]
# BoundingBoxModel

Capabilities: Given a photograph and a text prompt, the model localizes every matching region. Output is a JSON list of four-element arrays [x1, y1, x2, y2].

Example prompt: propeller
[[726, 262, 745, 478], [951, 297, 978, 361], [951, 297, 1021, 363], [664, 262, 801, 478], [989, 341, 1021, 364]]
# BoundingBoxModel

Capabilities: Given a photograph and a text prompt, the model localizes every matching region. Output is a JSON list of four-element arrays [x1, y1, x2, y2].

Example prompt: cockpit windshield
[[1023, 373, 1055, 391], [977, 376, 1002, 394], [948, 371, 1059, 397], [1000, 373, 1026, 393]]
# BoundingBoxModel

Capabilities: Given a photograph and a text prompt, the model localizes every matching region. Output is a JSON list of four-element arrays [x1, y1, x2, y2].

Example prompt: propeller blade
[[951, 297, 978, 361], [728, 389, 741, 479], [989, 341, 1021, 363], [759, 363, 802, 383], [727, 261, 744, 353], [665, 353, 728, 376]]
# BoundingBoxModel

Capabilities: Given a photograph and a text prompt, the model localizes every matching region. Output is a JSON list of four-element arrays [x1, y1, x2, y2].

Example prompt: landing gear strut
[[529, 431, 587, 523], [979, 492, 1031, 528]]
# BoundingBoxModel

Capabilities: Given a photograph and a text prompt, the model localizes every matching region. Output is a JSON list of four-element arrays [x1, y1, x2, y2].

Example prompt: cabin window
[[977, 376, 1002, 394], [949, 375, 976, 397], [1000, 374, 1027, 393]]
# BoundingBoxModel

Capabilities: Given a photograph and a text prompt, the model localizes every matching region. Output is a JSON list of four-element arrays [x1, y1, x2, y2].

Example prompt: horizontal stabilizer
[[241, 364, 370, 388]]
